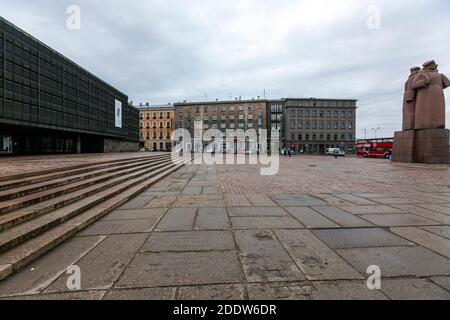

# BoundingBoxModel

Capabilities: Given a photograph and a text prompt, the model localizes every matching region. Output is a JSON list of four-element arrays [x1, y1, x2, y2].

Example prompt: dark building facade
[[283, 98, 357, 154], [0, 17, 139, 154]]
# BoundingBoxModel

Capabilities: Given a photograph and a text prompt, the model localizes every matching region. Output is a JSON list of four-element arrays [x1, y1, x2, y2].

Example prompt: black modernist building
[[0, 17, 139, 154]]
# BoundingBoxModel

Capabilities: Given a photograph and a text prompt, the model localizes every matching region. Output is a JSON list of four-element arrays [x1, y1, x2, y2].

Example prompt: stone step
[[0, 155, 171, 201], [0, 156, 190, 256], [0, 154, 170, 192], [0, 158, 179, 231], [0, 160, 188, 281], [0, 157, 173, 216]]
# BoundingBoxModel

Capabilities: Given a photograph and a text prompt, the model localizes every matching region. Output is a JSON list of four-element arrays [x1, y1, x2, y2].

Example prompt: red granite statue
[[402, 66, 421, 131], [393, 60, 450, 164], [413, 60, 450, 130]]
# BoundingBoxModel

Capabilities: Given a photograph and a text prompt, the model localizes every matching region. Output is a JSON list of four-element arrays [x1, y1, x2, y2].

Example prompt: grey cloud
[[1, 0, 449, 138]]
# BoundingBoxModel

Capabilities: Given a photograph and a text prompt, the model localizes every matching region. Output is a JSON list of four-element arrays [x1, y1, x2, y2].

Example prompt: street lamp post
[[371, 127, 381, 139], [361, 129, 367, 140]]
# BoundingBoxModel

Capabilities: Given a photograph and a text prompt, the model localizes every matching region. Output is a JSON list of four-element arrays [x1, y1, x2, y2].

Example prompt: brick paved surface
[[0, 155, 450, 300]]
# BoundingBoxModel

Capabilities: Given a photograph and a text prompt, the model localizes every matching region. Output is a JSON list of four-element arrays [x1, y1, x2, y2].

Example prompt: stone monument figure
[[402, 66, 421, 131], [393, 60, 450, 164], [412, 60, 450, 130]]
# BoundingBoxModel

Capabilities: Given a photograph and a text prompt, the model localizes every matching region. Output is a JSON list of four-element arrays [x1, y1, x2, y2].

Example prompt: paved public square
[[0, 155, 449, 300]]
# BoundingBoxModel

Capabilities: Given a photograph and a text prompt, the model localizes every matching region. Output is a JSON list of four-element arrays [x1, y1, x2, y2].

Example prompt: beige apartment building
[[139, 104, 174, 151]]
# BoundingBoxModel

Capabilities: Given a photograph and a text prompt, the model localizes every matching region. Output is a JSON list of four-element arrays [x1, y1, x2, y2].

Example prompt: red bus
[[356, 138, 394, 159]]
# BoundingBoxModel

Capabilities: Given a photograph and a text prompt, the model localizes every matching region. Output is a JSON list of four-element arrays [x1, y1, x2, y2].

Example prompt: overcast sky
[[1, 0, 450, 138]]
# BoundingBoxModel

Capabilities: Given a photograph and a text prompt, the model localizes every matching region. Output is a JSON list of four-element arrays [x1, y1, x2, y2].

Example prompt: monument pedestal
[[393, 128, 450, 164]]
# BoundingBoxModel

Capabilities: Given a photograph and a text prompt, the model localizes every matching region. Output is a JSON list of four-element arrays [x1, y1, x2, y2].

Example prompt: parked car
[[326, 148, 346, 157]]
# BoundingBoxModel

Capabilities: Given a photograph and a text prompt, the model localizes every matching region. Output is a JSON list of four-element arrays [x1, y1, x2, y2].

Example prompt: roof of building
[[137, 104, 174, 110]]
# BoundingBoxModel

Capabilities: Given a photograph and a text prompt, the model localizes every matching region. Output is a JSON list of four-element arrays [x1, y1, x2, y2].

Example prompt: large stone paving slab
[[0, 236, 104, 297], [313, 228, 413, 249], [430, 276, 450, 291], [102, 208, 167, 221], [285, 207, 339, 229], [173, 195, 225, 207], [235, 230, 305, 283], [339, 205, 405, 215], [381, 279, 450, 300], [247, 281, 387, 300], [195, 208, 230, 230], [229, 207, 288, 217], [115, 251, 242, 288], [274, 229, 362, 280], [311, 206, 374, 228], [118, 197, 154, 210], [103, 287, 176, 300], [46, 234, 148, 292], [391, 205, 450, 224], [272, 195, 327, 207], [77, 219, 157, 236], [359, 214, 439, 227], [337, 246, 450, 277], [231, 216, 305, 229], [421, 226, 450, 239], [178, 284, 245, 300], [417, 204, 450, 216], [141, 231, 235, 253], [332, 194, 378, 205], [154, 208, 197, 231], [390, 227, 450, 258]]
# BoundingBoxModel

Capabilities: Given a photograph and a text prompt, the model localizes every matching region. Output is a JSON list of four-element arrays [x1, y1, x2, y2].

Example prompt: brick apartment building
[[138, 104, 174, 151]]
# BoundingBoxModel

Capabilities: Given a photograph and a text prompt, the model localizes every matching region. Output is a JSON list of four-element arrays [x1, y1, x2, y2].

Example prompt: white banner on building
[[115, 99, 122, 128]]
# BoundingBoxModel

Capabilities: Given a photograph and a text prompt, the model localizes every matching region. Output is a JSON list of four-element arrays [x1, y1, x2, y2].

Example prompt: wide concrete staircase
[[0, 153, 192, 281]]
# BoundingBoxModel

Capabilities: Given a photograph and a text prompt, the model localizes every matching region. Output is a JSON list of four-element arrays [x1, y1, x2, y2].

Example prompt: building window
[[290, 121, 296, 129], [313, 134, 317, 141], [291, 134, 295, 142], [297, 122, 302, 129], [299, 134, 302, 141], [341, 122, 346, 129], [167, 122, 171, 128], [229, 106, 235, 112], [327, 111, 331, 118], [312, 111, 317, 117], [319, 111, 324, 118], [327, 135, 331, 141], [298, 110, 303, 117], [348, 111, 353, 118], [306, 122, 310, 129], [349, 122, 353, 129], [327, 122, 331, 129], [291, 110, 296, 117], [306, 134, 310, 141], [312, 122, 317, 129], [334, 122, 339, 129], [305, 110, 310, 117], [320, 135, 324, 141]]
